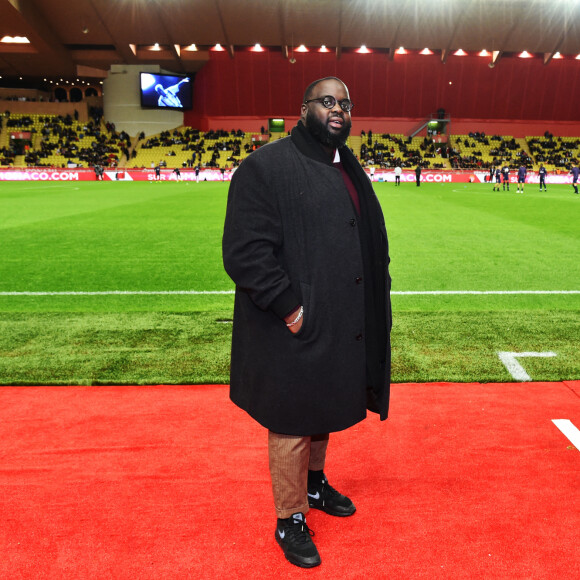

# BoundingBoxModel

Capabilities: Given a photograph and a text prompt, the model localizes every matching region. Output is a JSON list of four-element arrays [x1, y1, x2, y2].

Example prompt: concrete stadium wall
[[103, 65, 184, 137]]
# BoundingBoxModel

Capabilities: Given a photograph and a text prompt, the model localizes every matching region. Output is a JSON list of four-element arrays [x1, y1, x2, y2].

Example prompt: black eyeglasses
[[304, 95, 354, 112]]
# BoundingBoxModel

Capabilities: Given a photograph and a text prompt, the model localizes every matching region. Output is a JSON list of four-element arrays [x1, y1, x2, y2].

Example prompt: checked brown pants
[[268, 431, 329, 519]]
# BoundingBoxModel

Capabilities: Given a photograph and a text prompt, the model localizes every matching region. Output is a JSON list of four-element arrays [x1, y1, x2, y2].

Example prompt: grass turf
[[0, 179, 578, 385]]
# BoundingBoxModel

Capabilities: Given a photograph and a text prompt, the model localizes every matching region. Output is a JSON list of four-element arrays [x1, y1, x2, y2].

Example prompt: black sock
[[308, 469, 324, 487]]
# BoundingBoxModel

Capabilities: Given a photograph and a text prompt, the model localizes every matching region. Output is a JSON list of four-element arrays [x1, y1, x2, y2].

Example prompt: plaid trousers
[[268, 431, 329, 519]]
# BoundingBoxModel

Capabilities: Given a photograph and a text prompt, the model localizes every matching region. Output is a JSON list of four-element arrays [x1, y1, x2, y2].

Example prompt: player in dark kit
[[516, 165, 527, 193], [501, 165, 510, 191], [538, 165, 547, 191], [493, 167, 501, 191], [571, 165, 579, 194]]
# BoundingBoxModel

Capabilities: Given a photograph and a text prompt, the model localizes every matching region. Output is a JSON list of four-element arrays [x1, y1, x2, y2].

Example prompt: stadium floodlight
[[395, 47, 407, 55], [184, 44, 197, 51], [478, 49, 490, 56], [212, 44, 225, 51], [453, 49, 467, 56], [318, 45, 330, 53], [296, 45, 308, 52], [0, 35, 30, 44], [250, 43, 265, 52], [518, 51, 532, 58], [553, 52, 563, 59], [356, 45, 371, 53], [420, 48, 433, 55]]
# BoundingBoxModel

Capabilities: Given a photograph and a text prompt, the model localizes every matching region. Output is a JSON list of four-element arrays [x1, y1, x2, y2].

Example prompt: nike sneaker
[[307, 473, 356, 517], [275, 512, 320, 568]]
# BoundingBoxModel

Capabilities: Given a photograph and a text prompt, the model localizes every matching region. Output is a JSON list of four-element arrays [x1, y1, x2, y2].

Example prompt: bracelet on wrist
[[286, 305, 304, 327]]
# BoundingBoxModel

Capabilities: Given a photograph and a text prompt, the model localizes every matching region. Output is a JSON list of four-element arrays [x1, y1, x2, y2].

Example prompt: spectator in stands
[[222, 77, 391, 569]]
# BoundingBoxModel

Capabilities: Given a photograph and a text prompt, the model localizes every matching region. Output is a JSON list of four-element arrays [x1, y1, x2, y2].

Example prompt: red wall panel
[[185, 51, 580, 124]]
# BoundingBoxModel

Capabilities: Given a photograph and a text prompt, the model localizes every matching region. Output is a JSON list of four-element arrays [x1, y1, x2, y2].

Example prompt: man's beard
[[305, 109, 351, 149]]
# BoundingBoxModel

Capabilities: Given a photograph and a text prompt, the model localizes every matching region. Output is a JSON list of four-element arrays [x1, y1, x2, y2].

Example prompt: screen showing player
[[140, 72, 193, 111]]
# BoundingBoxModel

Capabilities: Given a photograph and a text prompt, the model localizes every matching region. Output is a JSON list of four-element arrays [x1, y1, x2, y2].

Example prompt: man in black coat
[[222, 77, 391, 568]]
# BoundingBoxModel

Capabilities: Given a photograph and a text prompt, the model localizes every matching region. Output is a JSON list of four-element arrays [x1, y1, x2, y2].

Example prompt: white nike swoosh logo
[[278, 529, 285, 539], [308, 492, 320, 499]]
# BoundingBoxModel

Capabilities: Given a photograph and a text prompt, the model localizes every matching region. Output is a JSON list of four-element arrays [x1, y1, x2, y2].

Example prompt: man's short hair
[[303, 77, 345, 103]]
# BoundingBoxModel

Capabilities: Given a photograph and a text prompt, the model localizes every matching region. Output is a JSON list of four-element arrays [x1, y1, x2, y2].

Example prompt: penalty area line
[[552, 420, 580, 451], [0, 290, 236, 296], [0, 290, 579, 297], [394, 290, 580, 295]]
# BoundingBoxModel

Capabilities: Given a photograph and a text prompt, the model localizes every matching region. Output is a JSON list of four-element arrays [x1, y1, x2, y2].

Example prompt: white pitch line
[[0, 290, 236, 296], [497, 351, 557, 381], [0, 290, 578, 297], [394, 290, 580, 295], [552, 420, 580, 451]]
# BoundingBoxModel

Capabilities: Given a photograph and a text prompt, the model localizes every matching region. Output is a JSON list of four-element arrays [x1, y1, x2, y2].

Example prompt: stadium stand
[[359, 132, 449, 169], [526, 135, 580, 173], [448, 133, 534, 170], [0, 111, 128, 168], [125, 128, 250, 170], [1, 109, 578, 173]]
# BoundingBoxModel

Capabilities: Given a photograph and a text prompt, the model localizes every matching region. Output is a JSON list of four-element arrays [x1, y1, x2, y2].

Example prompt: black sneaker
[[275, 513, 321, 568], [308, 473, 356, 517]]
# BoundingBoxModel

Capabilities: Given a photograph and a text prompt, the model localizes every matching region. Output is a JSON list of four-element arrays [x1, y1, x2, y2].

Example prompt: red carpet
[[0, 382, 578, 579]]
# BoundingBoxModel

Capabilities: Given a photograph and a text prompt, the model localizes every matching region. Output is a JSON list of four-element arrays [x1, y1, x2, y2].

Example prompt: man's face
[[301, 79, 352, 149]]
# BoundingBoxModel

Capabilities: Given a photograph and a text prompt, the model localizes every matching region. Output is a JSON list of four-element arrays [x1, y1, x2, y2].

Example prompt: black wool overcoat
[[222, 123, 391, 435]]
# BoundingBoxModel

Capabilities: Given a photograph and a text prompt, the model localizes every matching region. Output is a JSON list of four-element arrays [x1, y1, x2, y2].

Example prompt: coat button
[[349, 219, 356, 227], [355, 277, 363, 284], [355, 333, 363, 341]]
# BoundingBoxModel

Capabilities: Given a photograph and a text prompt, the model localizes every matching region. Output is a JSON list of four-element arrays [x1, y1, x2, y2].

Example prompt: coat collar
[[290, 120, 345, 167]]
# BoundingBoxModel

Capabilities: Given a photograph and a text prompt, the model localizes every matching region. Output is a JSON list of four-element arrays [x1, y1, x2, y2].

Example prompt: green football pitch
[[0, 179, 578, 385]]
